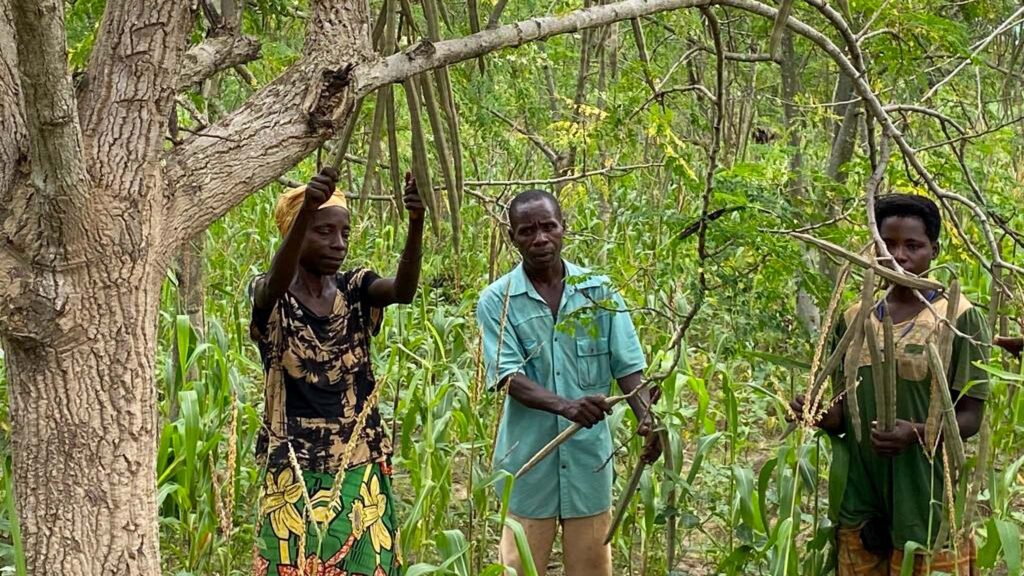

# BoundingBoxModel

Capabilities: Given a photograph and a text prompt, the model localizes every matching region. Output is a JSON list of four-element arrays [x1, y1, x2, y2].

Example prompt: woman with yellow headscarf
[[249, 167, 423, 576]]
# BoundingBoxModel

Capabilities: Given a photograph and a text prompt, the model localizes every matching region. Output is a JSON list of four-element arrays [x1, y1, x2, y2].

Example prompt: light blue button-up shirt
[[476, 260, 647, 519]]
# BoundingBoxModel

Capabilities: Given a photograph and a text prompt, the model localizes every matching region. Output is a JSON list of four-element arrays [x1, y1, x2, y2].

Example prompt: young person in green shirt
[[792, 194, 989, 575]]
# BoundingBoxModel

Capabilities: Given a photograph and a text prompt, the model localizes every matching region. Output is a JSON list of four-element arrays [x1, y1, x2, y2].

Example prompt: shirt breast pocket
[[897, 343, 930, 382], [576, 336, 612, 389]]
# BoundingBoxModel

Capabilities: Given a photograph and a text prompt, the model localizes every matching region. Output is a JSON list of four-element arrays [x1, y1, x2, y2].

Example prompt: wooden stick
[[515, 391, 636, 479]]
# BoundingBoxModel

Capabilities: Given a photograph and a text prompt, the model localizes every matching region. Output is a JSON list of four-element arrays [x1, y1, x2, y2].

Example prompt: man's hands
[[559, 395, 612, 428], [871, 419, 922, 456], [403, 171, 425, 221], [303, 167, 340, 212]]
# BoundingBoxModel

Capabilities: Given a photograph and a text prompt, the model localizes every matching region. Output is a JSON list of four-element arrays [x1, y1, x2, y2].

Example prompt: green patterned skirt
[[254, 462, 402, 576]]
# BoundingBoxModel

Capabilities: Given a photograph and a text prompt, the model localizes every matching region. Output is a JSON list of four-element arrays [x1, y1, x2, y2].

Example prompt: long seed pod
[[435, 68, 463, 216], [331, 97, 366, 170], [927, 280, 961, 449], [604, 458, 647, 544], [843, 268, 876, 438], [842, 321, 865, 443], [384, 86, 403, 213], [865, 313, 885, 430], [789, 232, 943, 291], [961, 416, 989, 540], [360, 91, 388, 202], [418, 73, 461, 251], [467, 0, 485, 72], [402, 78, 439, 230], [926, 341, 966, 472], [881, 313, 897, 432]]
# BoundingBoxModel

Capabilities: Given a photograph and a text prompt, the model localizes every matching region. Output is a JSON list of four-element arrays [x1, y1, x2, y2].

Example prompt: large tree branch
[[176, 34, 262, 91], [353, 0, 710, 98], [165, 0, 706, 248], [164, 0, 372, 246], [77, 2, 192, 195], [9, 0, 91, 254]]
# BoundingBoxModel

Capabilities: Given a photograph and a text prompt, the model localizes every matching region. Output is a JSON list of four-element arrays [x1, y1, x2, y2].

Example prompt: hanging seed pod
[[331, 97, 366, 169], [360, 91, 388, 203], [927, 280, 961, 450], [961, 416, 989, 541], [402, 78, 439, 231], [417, 73, 461, 252], [848, 270, 877, 442], [926, 342, 966, 472], [864, 313, 885, 434], [384, 85, 403, 213], [881, 313, 897, 432]]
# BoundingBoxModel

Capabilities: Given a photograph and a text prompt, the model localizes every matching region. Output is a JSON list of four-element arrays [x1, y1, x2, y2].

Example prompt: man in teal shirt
[[477, 190, 657, 576]]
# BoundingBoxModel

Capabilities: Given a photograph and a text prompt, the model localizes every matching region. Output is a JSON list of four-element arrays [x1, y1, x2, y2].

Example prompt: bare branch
[[921, 4, 1024, 102], [465, 162, 663, 187], [354, 0, 712, 97], [483, 106, 559, 165], [177, 35, 262, 91], [630, 18, 658, 94]]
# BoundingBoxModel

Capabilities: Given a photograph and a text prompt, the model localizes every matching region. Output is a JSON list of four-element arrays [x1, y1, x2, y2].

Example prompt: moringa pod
[[881, 312, 897, 432], [926, 342, 966, 473]]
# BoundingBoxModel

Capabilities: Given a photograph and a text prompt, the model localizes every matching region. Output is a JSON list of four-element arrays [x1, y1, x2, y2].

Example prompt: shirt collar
[[509, 260, 603, 297]]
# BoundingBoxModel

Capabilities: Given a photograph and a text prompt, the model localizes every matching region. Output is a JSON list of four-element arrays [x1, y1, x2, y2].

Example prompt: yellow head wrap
[[273, 185, 349, 236]]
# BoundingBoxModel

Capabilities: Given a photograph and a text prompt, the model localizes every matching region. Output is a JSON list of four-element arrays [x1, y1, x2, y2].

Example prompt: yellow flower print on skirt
[[254, 462, 402, 576]]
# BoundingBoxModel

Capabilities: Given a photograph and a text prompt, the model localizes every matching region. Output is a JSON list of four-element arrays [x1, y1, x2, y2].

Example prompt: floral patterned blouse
[[249, 268, 390, 474]]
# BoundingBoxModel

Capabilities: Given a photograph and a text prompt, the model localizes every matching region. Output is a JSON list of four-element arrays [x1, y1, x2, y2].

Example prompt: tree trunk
[[4, 266, 163, 575]]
